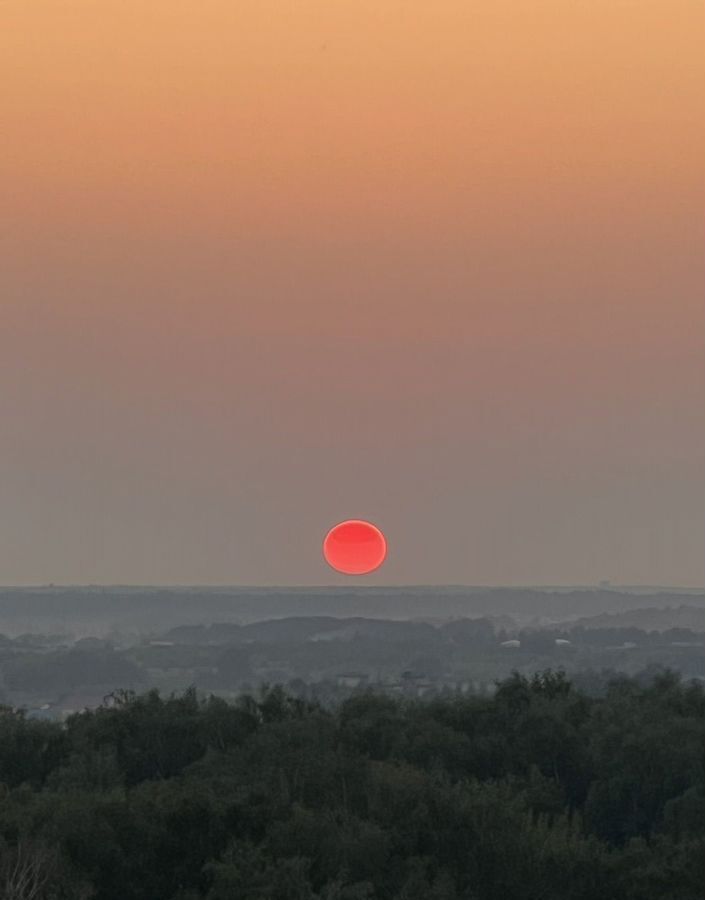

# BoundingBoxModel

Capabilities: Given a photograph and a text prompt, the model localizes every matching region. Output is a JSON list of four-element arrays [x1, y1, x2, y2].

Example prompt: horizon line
[[0, 582, 703, 592]]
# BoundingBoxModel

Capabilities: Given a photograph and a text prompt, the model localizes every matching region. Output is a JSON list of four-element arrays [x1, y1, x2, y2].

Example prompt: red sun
[[323, 519, 387, 575]]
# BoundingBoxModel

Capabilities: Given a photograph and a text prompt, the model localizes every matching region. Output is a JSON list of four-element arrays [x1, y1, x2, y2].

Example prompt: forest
[[0, 669, 702, 899], [3, 614, 704, 719]]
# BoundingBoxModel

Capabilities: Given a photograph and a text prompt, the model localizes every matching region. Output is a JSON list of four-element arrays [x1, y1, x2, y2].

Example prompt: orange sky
[[1, 1, 703, 585]]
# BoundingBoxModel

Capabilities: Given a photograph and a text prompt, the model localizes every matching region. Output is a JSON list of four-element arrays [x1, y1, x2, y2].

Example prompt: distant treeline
[[1, 618, 703, 706], [0, 669, 702, 899]]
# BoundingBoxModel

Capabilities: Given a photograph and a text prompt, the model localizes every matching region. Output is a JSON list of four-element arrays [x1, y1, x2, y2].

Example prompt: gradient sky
[[2, 1, 703, 586]]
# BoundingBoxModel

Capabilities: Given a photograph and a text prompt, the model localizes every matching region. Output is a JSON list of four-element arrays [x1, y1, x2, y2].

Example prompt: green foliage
[[0, 670, 702, 899], [0, 707, 66, 788]]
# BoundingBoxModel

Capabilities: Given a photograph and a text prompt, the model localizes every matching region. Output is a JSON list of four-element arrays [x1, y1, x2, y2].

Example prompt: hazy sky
[[2, 1, 703, 586]]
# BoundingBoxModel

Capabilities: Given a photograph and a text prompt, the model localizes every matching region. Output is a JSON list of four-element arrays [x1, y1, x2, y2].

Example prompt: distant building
[[26, 706, 56, 721], [336, 673, 369, 689], [413, 680, 435, 698], [56, 690, 117, 720]]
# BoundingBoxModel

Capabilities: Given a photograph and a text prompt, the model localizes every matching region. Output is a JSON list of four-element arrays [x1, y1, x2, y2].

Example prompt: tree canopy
[[0, 670, 702, 899]]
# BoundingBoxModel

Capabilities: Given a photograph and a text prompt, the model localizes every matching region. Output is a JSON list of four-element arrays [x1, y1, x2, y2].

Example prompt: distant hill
[[561, 604, 705, 633], [0, 586, 702, 638], [165, 616, 441, 645]]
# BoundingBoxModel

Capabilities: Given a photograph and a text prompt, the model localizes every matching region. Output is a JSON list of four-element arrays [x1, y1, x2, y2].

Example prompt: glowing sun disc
[[323, 519, 387, 575]]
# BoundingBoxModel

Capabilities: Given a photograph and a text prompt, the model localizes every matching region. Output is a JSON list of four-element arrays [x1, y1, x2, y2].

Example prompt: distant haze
[[1, 2, 703, 586], [0, 586, 703, 639]]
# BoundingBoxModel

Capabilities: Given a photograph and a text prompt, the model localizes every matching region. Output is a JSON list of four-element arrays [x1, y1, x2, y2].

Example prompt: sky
[[1, 1, 703, 586]]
